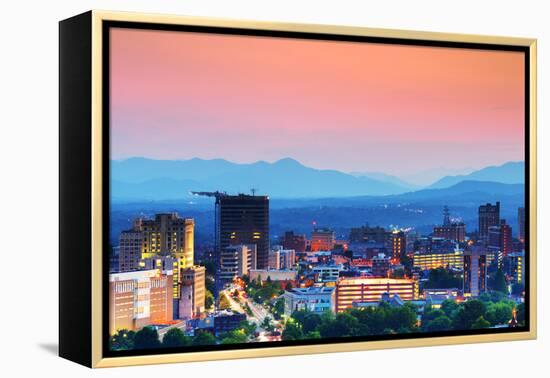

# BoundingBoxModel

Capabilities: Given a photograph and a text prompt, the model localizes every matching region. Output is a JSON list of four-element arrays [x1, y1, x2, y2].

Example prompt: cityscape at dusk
[[108, 28, 527, 352]]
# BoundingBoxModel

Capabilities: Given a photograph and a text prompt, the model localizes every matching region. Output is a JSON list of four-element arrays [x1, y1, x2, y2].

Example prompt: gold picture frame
[[59, 10, 537, 368]]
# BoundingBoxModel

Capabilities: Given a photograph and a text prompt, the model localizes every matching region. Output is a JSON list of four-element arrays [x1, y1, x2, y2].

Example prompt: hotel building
[[109, 269, 173, 334], [335, 277, 418, 312]]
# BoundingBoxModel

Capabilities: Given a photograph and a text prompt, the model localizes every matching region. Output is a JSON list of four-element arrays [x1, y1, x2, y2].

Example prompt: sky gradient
[[110, 28, 525, 176]]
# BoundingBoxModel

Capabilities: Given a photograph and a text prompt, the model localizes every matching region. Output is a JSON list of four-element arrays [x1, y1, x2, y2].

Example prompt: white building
[[268, 246, 296, 270], [283, 287, 335, 317], [312, 264, 342, 282]]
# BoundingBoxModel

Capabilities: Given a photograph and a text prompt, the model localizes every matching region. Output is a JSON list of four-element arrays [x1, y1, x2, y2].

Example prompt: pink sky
[[110, 28, 525, 176]]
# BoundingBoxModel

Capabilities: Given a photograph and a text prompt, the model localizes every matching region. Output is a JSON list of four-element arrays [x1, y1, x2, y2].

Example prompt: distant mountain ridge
[[428, 161, 524, 189], [111, 157, 524, 201], [111, 157, 414, 200]]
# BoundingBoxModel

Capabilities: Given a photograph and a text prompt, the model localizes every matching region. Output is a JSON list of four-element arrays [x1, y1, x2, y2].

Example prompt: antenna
[[251, 188, 257, 196]]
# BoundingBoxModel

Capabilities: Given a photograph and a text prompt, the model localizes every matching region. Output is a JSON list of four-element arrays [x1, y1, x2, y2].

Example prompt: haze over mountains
[[111, 157, 524, 201]]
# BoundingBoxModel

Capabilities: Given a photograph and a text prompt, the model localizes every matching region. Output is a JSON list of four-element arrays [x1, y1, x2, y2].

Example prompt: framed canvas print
[[59, 10, 537, 368]]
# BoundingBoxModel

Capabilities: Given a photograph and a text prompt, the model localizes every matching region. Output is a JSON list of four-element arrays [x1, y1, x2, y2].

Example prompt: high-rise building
[[220, 244, 257, 282], [335, 277, 418, 312], [478, 202, 500, 241], [488, 219, 513, 258], [463, 248, 488, 297], [118, 230, 143, 272], [180, 266, 206, 318], [518, 207, 526, 243], [137, 213, 194, 265], [109, 270, 173, 334], [504, 251, 525, 285], [281, 231, 307, 253], [218, 194, 270, 269], [311, 228, 336, 251], [390, 230, 406, 260]]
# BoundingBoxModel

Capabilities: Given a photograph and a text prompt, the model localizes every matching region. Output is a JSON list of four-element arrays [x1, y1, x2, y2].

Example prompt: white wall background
[[1, 0, 547, 376]]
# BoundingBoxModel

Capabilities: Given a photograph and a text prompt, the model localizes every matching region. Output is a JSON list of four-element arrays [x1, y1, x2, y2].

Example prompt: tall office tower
[[220, 244, 257, 282], [463, 248, 488, 297], [518, 207, 526, 243], [390, 230, 406, 260], [218, 194, 270, 269], [180, 266, 206, 318], [118, 229, 143, 272], [478, 202, 500, 241], [281, 231, 307, 252], [137, 213, 194, 266], [311, 228, 336, 251]]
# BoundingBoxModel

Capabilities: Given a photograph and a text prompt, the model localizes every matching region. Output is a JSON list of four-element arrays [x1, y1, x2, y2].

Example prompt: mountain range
[[111, 157, 524, 201], [428, 161, 524, 189]]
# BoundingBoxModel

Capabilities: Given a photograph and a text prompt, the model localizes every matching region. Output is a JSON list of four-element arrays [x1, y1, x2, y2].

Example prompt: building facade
[[335, 277, 418, 312], [413, 250, 464, 270], [463, 249, 488, 297], [281, 231, 307, 252], [311, 228, 336, 251], [478, 202, 500, 241], [109, 270, 173, 334], [218, 194, 270, 269], [220, 244, 257, 282], [180, 265, 206, 318], [283, 287, 335, 317]]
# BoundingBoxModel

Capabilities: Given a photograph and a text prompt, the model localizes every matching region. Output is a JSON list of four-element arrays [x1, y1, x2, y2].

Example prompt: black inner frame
[[102, 20, 531, 359]]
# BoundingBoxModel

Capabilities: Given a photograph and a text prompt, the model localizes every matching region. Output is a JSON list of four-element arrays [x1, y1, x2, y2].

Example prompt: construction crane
[[190, 190, 227, 301], [190, 190, 227, 199]]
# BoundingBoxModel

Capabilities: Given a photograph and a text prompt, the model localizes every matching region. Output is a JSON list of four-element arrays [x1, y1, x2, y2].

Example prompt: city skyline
[[110, 28, 525, 176]]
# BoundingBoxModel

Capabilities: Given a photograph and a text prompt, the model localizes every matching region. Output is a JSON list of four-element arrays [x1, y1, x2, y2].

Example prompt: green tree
[[134, 327, 161, 349], [492, 269, 508, 294], [282, 321, 303, 340], [471, 316, 491, 329], [423, 316, 452, 332], [453, 300, 486, 330], [220, 329, 248, 344], [485, 302, 513, 326], [192, 331, 217, 346], [272, 297, 285, 320], [109, 329, 135, 350], [304, 330, 321, 339], [205, 290, 214, 310], [440, 299, 459, 317], [162, 328, 191, 348], [424, 268, 461, 289], [219, 293, 231, 310]]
